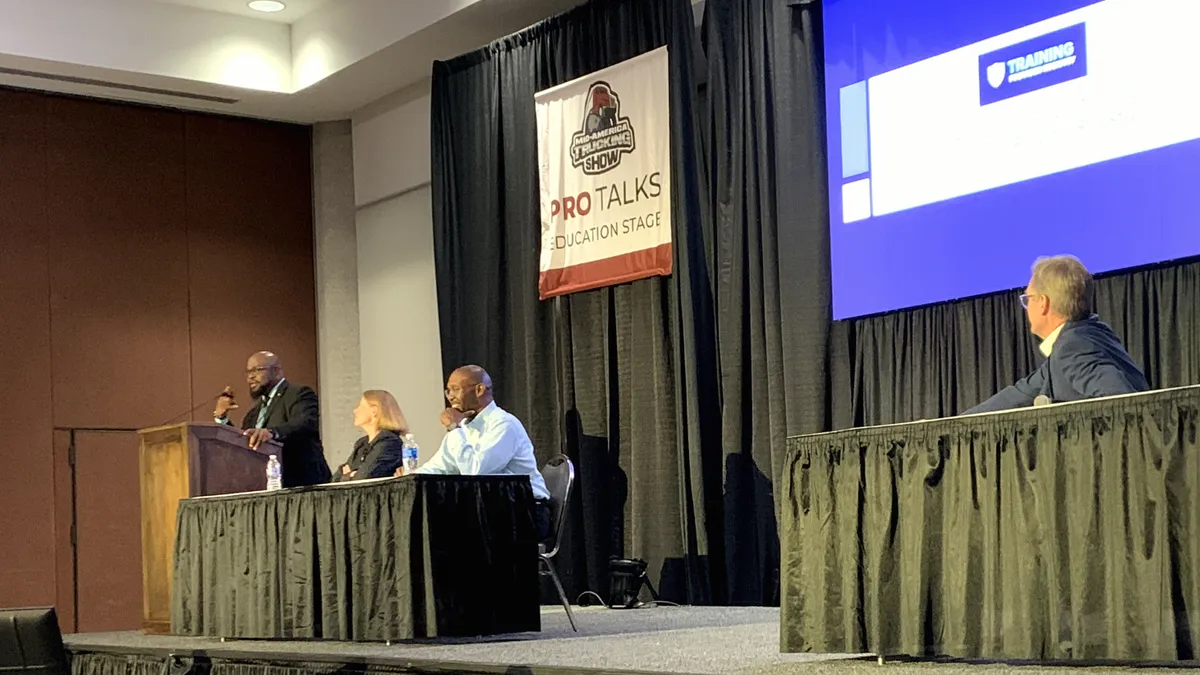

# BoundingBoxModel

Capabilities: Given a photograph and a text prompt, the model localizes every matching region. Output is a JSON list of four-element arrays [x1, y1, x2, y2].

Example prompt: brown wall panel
[[0, 89, 316, 632], [46, 98, 193, 430], [185, 116, 319, 415], [73, 431, 142, 632], [0, 90, 55, 609], [52, 431, 75, 632]]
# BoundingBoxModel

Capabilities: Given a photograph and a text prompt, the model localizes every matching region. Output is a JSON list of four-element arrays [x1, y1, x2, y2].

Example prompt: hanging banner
[[535, 46, 672, 300]]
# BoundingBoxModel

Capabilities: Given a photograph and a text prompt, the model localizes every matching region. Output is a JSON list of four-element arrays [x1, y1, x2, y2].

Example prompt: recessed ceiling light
[[248, 0, 286, 12]]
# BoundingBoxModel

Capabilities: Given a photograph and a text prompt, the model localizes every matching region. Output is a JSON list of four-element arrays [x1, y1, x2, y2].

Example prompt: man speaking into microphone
[[965, 255, 1149, 414], [213, 351, 331, 487]]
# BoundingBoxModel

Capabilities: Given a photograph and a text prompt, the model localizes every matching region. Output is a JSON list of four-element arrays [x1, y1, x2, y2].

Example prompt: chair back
[[0, 607, 68, 675], [540, 454, 575, 558]]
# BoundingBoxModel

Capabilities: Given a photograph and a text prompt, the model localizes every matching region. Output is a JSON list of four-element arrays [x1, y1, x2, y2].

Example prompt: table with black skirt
[[780, 385, 1200, 662], [170, 474, 540, 640]]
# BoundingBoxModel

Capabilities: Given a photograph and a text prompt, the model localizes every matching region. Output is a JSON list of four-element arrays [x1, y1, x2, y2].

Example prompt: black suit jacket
[[966, 315, 1149, 414], [225, 380, 331, 487], [332, 430, 404, 482]]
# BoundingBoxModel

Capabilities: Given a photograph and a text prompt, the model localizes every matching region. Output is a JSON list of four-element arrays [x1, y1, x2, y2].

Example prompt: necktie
[[256, 395, 272, 428]]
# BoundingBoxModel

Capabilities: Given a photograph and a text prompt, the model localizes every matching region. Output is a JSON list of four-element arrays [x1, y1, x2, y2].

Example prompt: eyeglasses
[[445, 384, 482, 398], [246, 366, 272, 376], [1019, 293, 1043, 309]]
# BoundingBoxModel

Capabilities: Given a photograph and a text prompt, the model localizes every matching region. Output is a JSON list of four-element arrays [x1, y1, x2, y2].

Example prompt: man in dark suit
[[213, 351, 332, 487], [966, 255, 1149, 414]]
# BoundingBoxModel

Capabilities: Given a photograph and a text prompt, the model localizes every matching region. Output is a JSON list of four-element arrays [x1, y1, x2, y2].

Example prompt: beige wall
[[349, 80, 446, 456], [313, 80, 444, 460], [312, 120, 363, 468], [356, 186, 446, 451], [352, 81, 432, 207]]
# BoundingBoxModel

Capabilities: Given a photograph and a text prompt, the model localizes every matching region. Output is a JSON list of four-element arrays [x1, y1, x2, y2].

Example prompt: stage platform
[[64, 607, 1195, 675], [67, 607, 828, 675]]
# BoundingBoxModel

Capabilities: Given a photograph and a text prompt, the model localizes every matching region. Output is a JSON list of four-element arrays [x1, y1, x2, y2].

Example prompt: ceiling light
[[248, 0, 286, 12]]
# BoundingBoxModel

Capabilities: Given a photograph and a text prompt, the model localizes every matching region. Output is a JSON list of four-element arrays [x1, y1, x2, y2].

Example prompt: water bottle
[[401, 434, 419, 476], [266, 454, 283, 491]]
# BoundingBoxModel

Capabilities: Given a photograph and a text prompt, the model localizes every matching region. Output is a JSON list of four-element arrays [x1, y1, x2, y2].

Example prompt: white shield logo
[[986, 62, 1007, 89]]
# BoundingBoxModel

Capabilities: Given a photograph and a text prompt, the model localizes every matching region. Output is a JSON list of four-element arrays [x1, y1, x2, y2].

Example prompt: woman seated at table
[[332, 390, 408, 482]]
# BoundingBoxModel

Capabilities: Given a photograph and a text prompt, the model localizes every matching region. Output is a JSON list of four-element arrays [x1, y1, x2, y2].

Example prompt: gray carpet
[[65, 606, 1199, 675]]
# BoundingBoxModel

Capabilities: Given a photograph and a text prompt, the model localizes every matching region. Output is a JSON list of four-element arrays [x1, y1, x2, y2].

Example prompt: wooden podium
[[137, 422, 281, 634]]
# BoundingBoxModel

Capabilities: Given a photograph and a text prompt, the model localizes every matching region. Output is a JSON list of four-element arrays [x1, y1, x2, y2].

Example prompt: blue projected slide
[[825, 0, 1200, 319]]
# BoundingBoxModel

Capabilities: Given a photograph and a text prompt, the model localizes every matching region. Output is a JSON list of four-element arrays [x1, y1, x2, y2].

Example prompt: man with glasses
[[411, 365, 552, 539], [213, 351, 332, 486], [965, 255, 1148, 414]]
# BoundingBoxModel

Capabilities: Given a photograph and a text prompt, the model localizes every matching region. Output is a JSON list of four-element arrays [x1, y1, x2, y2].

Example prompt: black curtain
[[172, 477, 537, 640], [431, 0, 723, 604], [728, 1, 1200, 431], [783, 387, 1200, 660], [71, 653, 168, 675], [827, 259, 1200, 429], [702, 0, 830, 604], [431, 0, 1200, 609]]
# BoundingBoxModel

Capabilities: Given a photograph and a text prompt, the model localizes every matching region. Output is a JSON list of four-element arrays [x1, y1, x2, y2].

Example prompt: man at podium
[[213, 351, 332, 487]]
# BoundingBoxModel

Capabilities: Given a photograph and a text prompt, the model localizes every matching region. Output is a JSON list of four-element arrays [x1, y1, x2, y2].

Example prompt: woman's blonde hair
[[362, 390, 409, 433]]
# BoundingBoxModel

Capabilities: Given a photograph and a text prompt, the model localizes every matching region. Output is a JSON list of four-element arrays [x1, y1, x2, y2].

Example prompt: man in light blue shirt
[[417, 365, 552, 538]]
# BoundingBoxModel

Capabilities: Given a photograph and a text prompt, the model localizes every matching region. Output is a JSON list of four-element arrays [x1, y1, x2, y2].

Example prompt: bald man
[[415, 366, 552, 539], [214, 351, 332, 487]]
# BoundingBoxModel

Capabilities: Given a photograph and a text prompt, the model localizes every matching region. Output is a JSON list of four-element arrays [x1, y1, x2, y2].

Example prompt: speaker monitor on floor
[[607, 558, 659, 609], [0, 607, 68, 675]]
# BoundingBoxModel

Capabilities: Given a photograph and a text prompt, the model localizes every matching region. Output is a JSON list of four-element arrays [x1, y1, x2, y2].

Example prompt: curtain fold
[[782, 387, 1200, 660], [703, 0, 830, 605], [171, 477, 537, 640], [71, 653, 171, 675]]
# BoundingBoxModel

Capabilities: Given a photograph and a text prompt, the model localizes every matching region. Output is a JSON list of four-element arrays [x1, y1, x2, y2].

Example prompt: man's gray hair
[[1031, 254, 1092, 321]]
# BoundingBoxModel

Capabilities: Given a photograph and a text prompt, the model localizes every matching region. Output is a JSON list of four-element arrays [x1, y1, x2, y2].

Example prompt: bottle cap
[[269, 454, 277, 459]]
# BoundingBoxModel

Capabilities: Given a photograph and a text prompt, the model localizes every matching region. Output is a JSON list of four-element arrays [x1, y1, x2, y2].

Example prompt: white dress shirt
[[1039, 324, 1065, 357], [416, 401, 551, 500]]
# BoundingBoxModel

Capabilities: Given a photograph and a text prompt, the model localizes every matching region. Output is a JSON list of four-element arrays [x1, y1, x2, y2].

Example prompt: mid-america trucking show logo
[[569, 81, 637, 175]]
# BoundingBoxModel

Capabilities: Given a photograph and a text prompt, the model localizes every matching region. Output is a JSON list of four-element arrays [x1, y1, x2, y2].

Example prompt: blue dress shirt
[[416, 401, 551, 500]]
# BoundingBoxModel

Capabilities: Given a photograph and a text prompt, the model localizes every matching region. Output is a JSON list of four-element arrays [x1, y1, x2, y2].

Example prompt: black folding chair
[[539, 454, 577, 631]]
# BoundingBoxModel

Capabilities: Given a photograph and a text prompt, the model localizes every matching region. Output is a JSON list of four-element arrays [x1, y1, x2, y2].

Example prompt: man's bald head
[[246, 351, 284, 399], [453, 365, 491, 388], [445, 365, 493, 413], [248, 351, 280, 368]]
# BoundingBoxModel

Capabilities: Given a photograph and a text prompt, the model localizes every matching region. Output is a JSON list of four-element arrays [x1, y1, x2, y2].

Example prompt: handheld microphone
[[152, 392, 229, 428]]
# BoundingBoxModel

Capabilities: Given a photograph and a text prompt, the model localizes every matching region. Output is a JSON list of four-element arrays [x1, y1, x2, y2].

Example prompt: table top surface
[[788, 383, 1200, 442], [182, 473, 533, 503]]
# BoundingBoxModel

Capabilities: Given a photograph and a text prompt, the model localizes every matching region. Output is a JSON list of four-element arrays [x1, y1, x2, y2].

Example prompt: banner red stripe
[[539, 243, 673, 299]]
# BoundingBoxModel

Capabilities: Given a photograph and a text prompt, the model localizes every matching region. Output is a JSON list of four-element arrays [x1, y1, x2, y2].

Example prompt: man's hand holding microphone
[[213, 385, 276, 449]]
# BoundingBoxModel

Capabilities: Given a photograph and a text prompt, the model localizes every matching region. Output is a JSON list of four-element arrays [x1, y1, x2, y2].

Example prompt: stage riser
[[69, 651, 667, 675]]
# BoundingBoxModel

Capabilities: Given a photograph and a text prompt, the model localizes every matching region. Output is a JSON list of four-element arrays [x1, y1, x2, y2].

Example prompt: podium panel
[[138, 422, 278, 634]]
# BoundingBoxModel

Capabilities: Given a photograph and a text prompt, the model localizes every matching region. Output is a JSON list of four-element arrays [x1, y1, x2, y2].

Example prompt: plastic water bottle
[[401, 434, 419, 476], [266, 454, 283, 491]]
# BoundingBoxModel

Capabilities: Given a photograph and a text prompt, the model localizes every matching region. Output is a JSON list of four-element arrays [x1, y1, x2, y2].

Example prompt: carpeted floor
[[65, 606, 1200, 675]]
